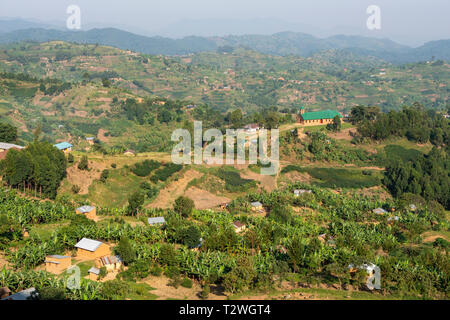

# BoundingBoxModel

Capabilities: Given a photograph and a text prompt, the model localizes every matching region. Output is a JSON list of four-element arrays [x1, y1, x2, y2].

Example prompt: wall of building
[[77, 243, 111, 259]]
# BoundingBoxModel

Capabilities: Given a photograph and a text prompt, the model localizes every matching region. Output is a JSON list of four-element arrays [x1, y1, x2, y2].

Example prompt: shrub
[[200, 285, 210, 299], [67, 153, 74, 164], [131, 160, 161, 177], [181, 278, 193, 288], [174, 196, 195, 218], [78, 155, 89, 170], [127, 191, 145, 216], [150, 265, 163, 277], [100, 169, 109, 183], [115, 237, 136, 265], [101, 280, 130, 300], [71, 185, 81, 194], [38, 287, 66, 300]]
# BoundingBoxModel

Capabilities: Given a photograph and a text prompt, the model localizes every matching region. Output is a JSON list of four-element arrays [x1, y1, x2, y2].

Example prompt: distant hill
[[0, 18, 60, 33], [0, 27, 448, 63]]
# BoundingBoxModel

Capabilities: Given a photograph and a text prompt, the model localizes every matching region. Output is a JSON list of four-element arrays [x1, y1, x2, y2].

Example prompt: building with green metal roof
[[297, 109, 342, 125]]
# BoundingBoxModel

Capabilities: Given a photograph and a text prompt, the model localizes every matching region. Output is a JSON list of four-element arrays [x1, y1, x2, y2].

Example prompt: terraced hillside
[[0, 41, 448, 113]]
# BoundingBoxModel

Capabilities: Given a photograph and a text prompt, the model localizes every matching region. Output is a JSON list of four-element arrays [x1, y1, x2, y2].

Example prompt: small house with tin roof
[[148, 217, 165, 226], [232, 221, 246, 233], [373, 208, 388, 215], [95, 255, 122, 272], [76, 205, 97, 220], [54, 142, 72, 153], [45, 255, 72, 274], [75, 238, 110, 259], [88, 267, 101, 281]]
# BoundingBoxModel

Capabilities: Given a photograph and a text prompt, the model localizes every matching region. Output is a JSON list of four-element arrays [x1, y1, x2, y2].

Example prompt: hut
[[96, 255, 122, 272], [373, 208, 388, 215], [148, 217, 165, 226], [232, 221, 246, 233], [44, 255, 72, 274], [53, 142, 73, 153], [294, 189, 312, 196], [124, 150, 136, 156], [76, 205, 97, 220], [86, 137, 95, 145], [75, 238, 111, 259], [88, 267, 101, 281], [251, 201, 263, 212]]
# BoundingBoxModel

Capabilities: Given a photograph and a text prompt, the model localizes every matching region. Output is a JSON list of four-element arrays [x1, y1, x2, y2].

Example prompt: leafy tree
[[0, 140, 67, 198], [327, 115, 341, 132], [0, 122, 17, 142], [159, 244, 177, 266], [78, 155, 89, 171], [229, 109, 243, 129], [183, 225, 201, 248], [115, 237, 136, 265], [101, 78, 111, 88], [127, 191, 145, 216], [100, 280, 130, 300], [100, 169, 109, 183], [173, 196, 195, 218], [67, 153, 74, 164], [223, 256, 256, 294]]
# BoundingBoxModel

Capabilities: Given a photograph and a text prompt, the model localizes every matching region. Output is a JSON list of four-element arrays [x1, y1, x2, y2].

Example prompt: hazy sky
[[1, 0, 449, 45]]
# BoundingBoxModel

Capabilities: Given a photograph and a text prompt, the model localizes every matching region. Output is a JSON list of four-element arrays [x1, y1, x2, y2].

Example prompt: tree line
[[0, 140, 67, 199]]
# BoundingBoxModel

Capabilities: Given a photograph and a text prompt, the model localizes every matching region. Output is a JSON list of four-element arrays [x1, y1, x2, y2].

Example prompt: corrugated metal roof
[[77, 205, 95, 213], [0, 142, 24, 150], [1, 288, 37, 301], [88, 267, 100, 275], [46, 255, 70, 259], [301, 110, 342, 121], [251, 201, 262, 207], [148, 217, 165, 225], [75, 238, 103, 252], [53, 142, 72, 150], [100, 255, 122, 266], [373, 208, 387, 214]]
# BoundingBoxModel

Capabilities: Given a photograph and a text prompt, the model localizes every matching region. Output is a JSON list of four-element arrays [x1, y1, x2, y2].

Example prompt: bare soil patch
[[184, 186, 231, 210], [142, 275, 227, 300], [148, 169, 202, 209], [241, 169, 277, 192], [66, 160, 109, 194], [328, 128, 356, 141]]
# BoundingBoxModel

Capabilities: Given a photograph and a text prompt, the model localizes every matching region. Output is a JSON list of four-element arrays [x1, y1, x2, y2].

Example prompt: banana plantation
[[0, 183, 448, 300]]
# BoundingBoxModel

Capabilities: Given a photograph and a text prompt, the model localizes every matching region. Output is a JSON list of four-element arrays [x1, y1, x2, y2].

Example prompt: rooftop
[[88, 267, 100, 275], [373, 208, 388, 214], [148, 217, 165, 225], [75, 238, 103, 252], [77, 205, 95, 213], [53, 142, 73, 150], [251, 201, 263, 207], [1, 288, 37, 301], [0, 142, 24, 150], [301, 110, 342, 121], [233, 221, 245, 228]]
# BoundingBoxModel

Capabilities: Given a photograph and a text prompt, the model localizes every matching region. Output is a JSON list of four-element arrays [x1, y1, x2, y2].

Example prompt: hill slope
[[0, 27, 449, 63]]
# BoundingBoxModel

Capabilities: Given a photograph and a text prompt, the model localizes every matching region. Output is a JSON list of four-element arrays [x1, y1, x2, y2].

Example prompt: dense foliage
[[0, 140, 67, 198]]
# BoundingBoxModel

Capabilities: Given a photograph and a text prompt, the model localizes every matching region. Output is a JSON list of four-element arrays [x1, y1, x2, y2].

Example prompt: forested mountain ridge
[[0, 27, 449, 63]]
